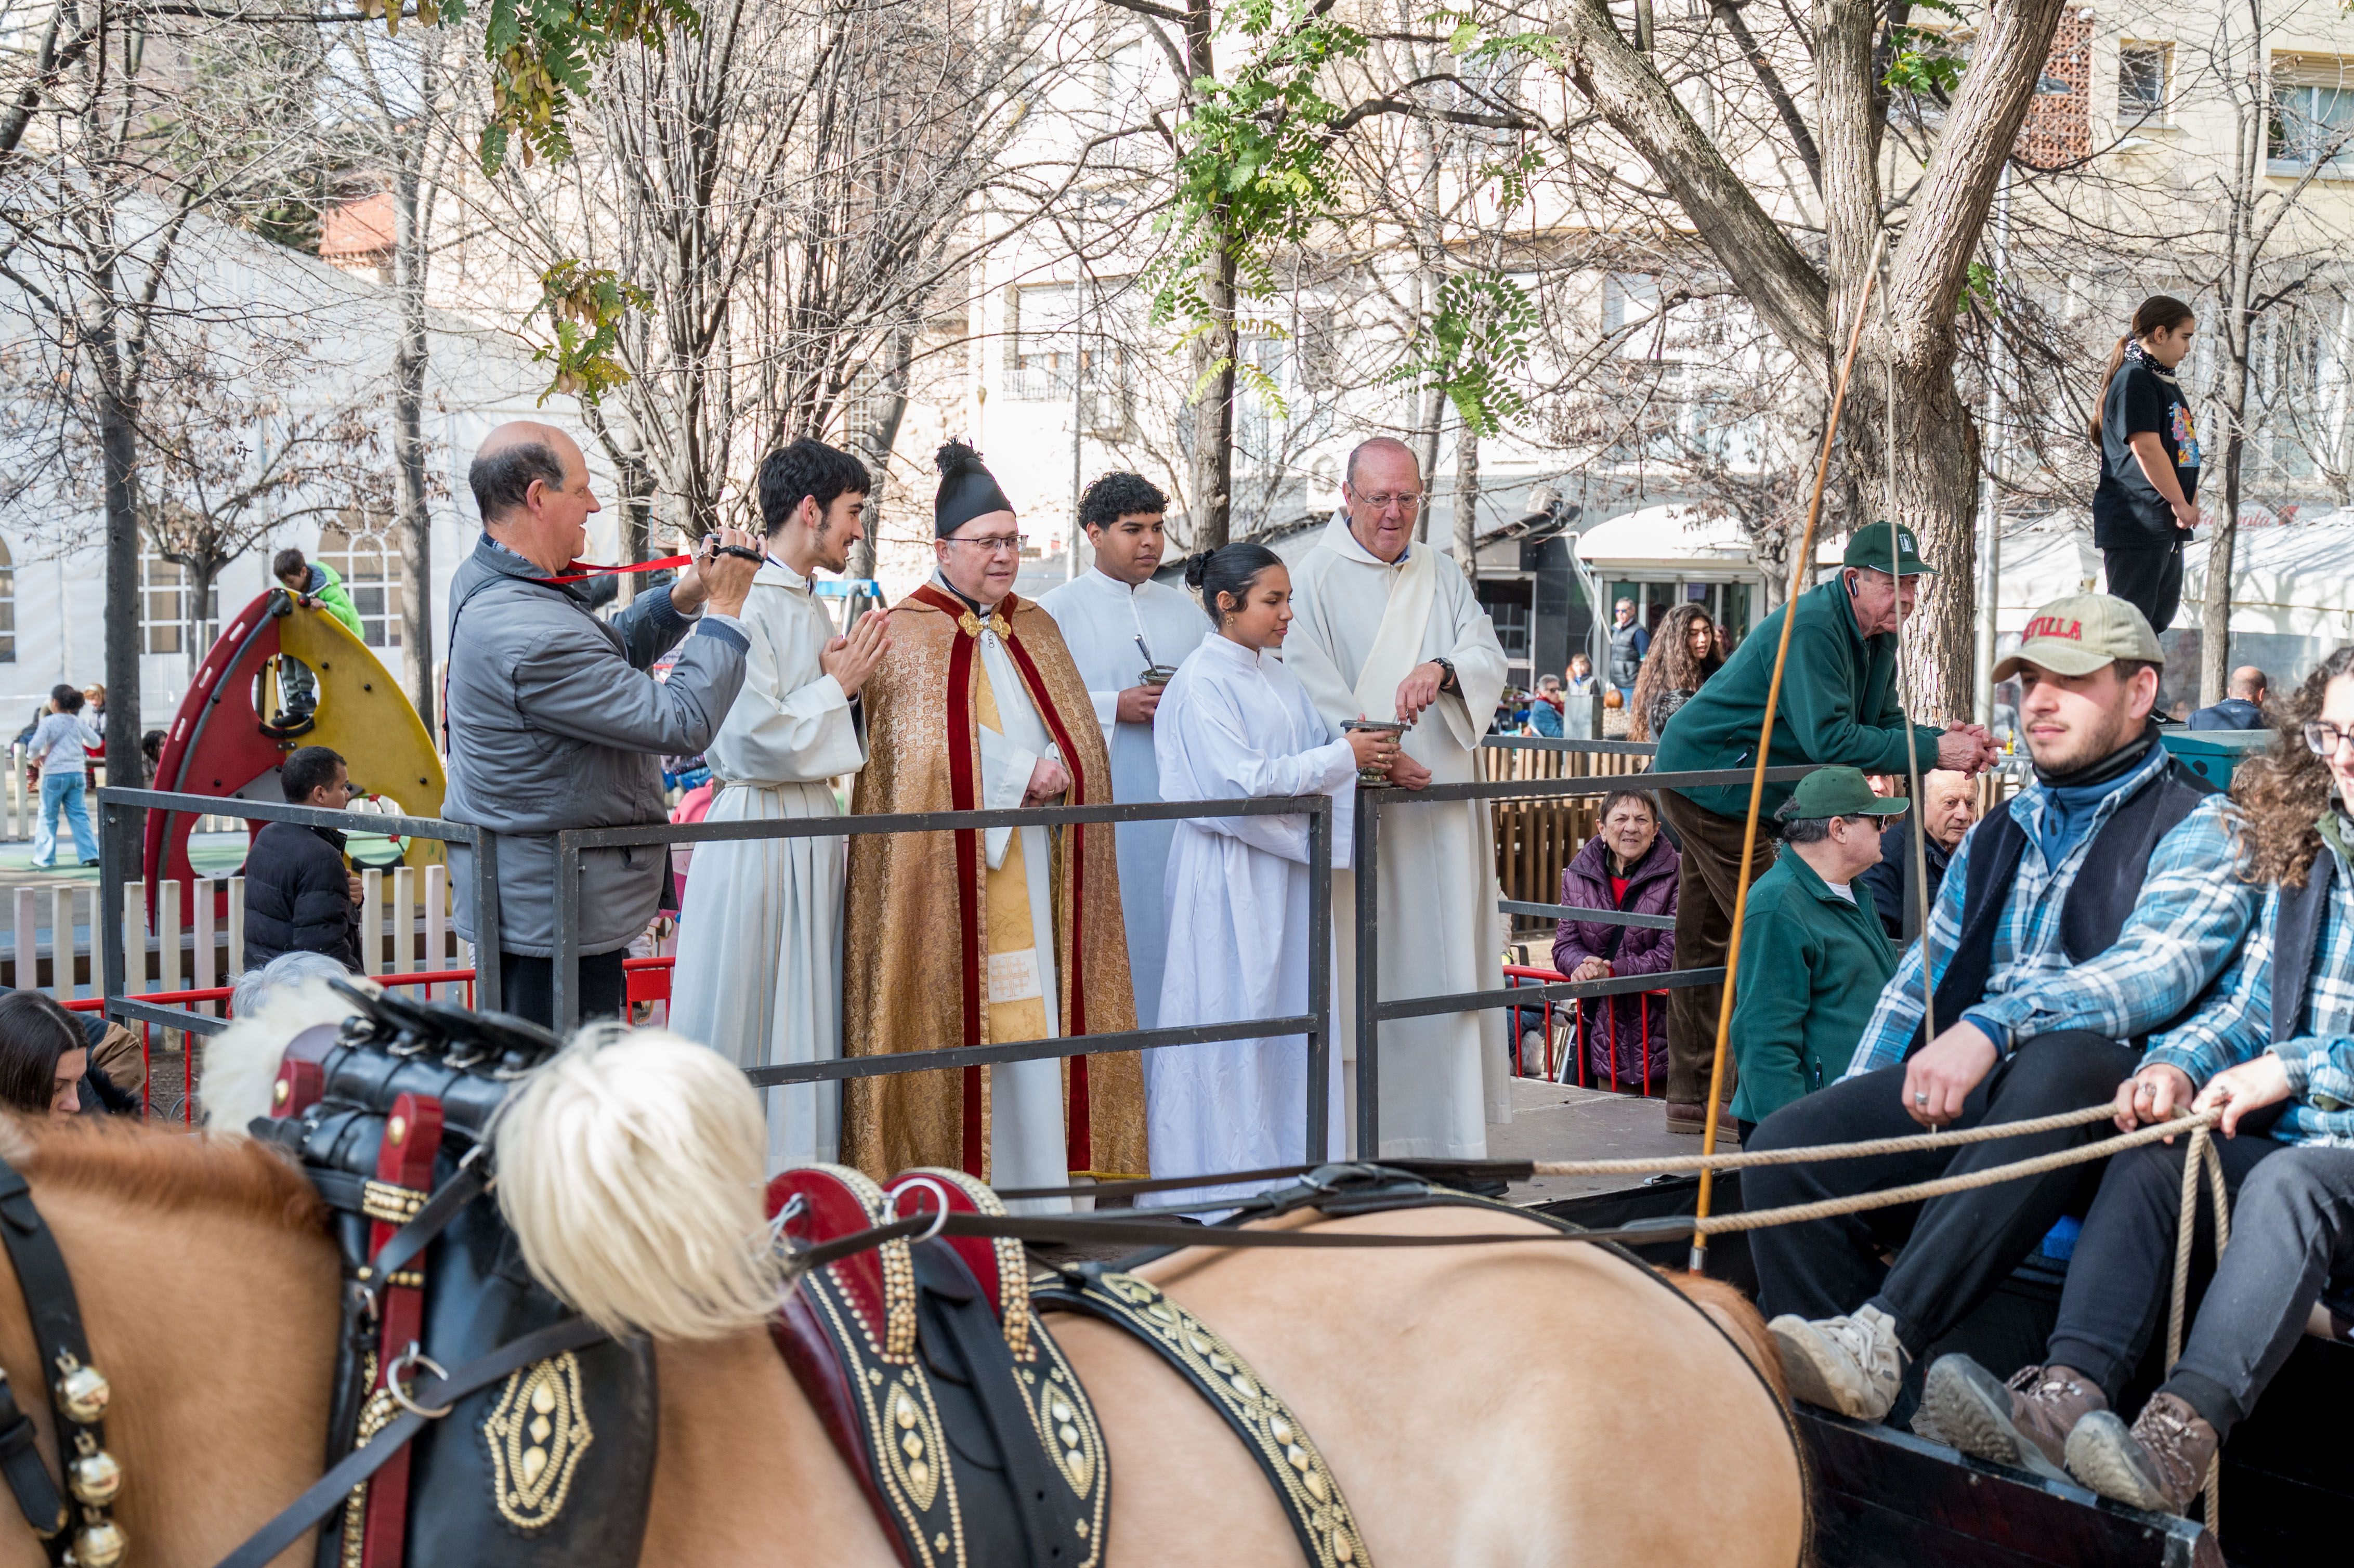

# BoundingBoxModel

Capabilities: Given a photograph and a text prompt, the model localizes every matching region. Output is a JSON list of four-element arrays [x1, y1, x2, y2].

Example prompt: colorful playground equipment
[[143, 586, 445, 920]]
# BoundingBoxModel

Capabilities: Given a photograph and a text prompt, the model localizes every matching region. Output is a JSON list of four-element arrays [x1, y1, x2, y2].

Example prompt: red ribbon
[[544, 553, 694, 584]]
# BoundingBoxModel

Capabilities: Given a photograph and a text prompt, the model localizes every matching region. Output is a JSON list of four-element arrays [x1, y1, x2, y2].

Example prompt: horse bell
[[54, 1361, 110, 1426], [68, 1446, 123, 1506], [64, 1518, 127, 1568]]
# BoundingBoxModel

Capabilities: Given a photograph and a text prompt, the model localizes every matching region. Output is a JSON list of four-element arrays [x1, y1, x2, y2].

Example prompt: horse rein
[[0, 1153, 128, 1568]]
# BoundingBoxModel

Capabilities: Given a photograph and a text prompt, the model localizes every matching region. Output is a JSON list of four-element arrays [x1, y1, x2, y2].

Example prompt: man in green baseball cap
[[1728, 767, 1908, 1132], [1650, 519, 1999, 1133]]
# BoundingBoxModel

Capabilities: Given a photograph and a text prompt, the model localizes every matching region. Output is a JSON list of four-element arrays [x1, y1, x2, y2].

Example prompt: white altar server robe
[[1281, 512, 1513, 1158], [670, 558, 866, 1173], [1144, 633, 1356, 1209], [1036, 568, 1207, 1029]]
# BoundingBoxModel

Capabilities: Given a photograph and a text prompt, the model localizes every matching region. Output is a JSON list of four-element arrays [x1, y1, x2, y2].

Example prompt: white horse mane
[[198, 976, 374, 1133], [495, 1024, 786, 1341]]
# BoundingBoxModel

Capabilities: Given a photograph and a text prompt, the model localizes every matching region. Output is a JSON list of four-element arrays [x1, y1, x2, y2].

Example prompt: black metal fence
[[96, 738, 1826, 1159]]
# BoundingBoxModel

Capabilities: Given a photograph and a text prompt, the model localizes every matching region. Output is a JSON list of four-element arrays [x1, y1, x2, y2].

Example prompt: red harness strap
[[359, 1092, 444, 1568]]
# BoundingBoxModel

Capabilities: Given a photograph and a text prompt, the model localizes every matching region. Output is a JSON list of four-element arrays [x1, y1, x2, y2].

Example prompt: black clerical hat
[[934, 440, 1014, 536]]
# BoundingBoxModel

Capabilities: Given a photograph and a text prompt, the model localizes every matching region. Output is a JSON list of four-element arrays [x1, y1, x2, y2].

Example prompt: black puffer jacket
[[242, 821, 362, 971]]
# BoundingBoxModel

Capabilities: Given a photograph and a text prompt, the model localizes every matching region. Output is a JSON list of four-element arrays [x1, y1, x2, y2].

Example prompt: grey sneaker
[[1768, 1303, 1906, 1420], [2064, 1393, 2218, 1515], [1921, 1356, 2103, 1481]]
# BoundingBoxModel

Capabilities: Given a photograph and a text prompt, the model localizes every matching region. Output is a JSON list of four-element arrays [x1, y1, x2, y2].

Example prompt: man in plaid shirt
[[1750, 595, 2259, 1427], [1922, 647, 2354, 1516]]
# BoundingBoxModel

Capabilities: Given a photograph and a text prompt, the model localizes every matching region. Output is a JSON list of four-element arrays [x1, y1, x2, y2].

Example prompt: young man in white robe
[[1281, 436, 1513, 1159], [1146, 543, 1395, 1209], [1038, 472, 1206, 1030], [670, 437, 890, 1171]]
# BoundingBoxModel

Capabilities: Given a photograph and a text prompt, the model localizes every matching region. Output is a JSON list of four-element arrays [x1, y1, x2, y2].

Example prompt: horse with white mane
[[0, 995, 1806, 1567]]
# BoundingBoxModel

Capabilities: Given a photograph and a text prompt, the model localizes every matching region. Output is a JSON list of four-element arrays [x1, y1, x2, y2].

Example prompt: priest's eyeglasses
[[2306, 721, 2354, 757], [1355, 492, 1424, 515], [946, 533, 1027, 555]]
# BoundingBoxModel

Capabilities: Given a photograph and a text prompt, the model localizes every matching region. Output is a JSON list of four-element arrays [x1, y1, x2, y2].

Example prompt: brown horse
[[0, 1039, 1806, 1567]]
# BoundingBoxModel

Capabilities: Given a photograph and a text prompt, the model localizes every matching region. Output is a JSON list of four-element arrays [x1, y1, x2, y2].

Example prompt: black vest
[[1911, 756, 2217, 1056], [2271, 846, 2338, 1047]]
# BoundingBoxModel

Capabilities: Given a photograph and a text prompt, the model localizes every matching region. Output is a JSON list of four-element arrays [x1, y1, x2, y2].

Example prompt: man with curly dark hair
[[1039, 471, 1204, 1028], [1919, 645, 2354, 1515]]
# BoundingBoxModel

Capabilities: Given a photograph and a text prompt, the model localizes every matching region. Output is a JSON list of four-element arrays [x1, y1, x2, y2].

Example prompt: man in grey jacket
[[442, 420, 758, 1027]]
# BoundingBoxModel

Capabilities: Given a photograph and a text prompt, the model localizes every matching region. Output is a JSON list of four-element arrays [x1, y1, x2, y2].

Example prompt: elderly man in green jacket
[[1728, 767, 1907, 1139], [1653, 520, 1994, 1133]]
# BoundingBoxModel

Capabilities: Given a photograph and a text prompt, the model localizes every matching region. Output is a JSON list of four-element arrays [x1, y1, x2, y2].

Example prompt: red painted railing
[[1502, 963, 1667, 1097]]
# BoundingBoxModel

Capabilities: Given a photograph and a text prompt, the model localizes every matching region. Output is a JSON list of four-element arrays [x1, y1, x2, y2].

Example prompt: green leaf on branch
[[530, 259, 650, 405], [361, 0, 702, 174], [1387, 272, 1536, 437], [1957, 259, 2000, 317]]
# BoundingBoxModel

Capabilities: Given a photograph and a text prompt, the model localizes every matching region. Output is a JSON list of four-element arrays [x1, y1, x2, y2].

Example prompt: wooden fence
[[0, 865, 477, 1004], [1479, 745, 1651, 914]]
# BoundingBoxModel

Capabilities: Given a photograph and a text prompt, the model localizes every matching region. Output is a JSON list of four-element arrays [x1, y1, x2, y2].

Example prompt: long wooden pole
[[1690, 269, 1882, 1272]]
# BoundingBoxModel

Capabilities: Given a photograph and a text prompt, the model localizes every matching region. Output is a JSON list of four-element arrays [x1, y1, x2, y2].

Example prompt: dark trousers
[[2102, 544, 2185, 634], [1748, 1031, 2136, 1353], [496, 948, 629, 1030], [2044, 1133, 2281, 1402], [2159, 1145, 2354, 1441], [1656, 789, 1775, 1105]]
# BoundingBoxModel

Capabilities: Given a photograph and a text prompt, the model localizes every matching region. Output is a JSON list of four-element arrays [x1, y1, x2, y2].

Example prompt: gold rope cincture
[[1691, 267, 1884, 1272], [1873, 230, 1938, 1052]]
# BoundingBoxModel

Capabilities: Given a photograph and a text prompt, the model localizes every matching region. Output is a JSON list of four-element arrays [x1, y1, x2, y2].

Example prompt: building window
[[2118, 45, 2169, 121], [139, 551, 215, 655], [1006, 283, 1079, 401], [317, 520, 404, 648], [2269, 66, 2354, 172], [0, 537, 14, 663]]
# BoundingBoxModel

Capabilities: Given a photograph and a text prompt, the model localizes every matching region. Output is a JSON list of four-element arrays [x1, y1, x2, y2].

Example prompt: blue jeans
[[33, 772, 97, 867]]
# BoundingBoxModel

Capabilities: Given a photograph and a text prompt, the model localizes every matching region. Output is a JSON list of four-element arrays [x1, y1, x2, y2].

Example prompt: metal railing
[[94, 737, 1839, 1164], [1351, 761, 1816, 1154], [543, 793, 1338, 1158], [95, 787, 504, 1032]]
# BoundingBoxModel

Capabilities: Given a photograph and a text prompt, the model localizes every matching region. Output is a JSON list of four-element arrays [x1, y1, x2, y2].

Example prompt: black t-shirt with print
[[2094, 357, 2202, 548]]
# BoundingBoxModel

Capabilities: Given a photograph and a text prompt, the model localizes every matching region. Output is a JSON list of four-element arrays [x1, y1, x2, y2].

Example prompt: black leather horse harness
[[0, 977, 1795, 1568]]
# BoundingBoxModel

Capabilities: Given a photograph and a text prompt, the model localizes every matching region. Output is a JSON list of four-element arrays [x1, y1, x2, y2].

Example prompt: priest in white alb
[[670, 437, 888, 1172], [1281, 436, 1513, 1158], [1038, 471, 1205, 1029]]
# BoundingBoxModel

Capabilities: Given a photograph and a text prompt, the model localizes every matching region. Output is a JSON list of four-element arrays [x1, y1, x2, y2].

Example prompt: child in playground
[[272, 547, 365, 638]]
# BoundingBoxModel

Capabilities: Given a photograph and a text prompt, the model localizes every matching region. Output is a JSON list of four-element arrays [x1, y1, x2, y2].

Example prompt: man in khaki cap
[[1743, 593, 2262, 1430]]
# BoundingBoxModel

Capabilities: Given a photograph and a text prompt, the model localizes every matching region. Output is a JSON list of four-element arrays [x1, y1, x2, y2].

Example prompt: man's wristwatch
[[1432, 657, 1458, 693]]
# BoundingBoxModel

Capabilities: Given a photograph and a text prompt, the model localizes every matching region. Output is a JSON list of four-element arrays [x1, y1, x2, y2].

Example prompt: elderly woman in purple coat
[[1551, 788, 1679, 1088]]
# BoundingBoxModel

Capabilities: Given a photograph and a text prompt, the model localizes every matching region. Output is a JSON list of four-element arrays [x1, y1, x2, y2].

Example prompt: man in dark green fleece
[[1729, 767, 1906, 1137], [1652, 520, 1995, 1132]]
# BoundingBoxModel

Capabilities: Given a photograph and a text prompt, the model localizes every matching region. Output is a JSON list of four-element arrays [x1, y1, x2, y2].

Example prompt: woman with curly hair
[[1628, 603, 1722, 744], [1917, 647, 2354, 1514]]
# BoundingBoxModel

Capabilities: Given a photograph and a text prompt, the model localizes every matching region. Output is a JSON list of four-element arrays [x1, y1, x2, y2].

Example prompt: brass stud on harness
[[53, 1354, 109, 1426]]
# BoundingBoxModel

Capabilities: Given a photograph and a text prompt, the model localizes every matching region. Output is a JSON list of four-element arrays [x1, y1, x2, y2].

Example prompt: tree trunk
[[391, 48, 437, 729], [1187, 242, 1238, 550], [1180, 0, 1234, 550], [2204, 325, 2250, 707], [1452, 422, 1480, 583], [98, 375, 144, 788], [851, 327, 916, 584]]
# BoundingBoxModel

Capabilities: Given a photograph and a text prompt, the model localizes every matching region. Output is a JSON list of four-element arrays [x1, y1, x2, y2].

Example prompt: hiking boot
[[1768, 1303, 1906, 1420], [1665, 1101, 1733, 1136], [1920, 1356, 2102, 1481], [2064, 1393, 2218, 1515]]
